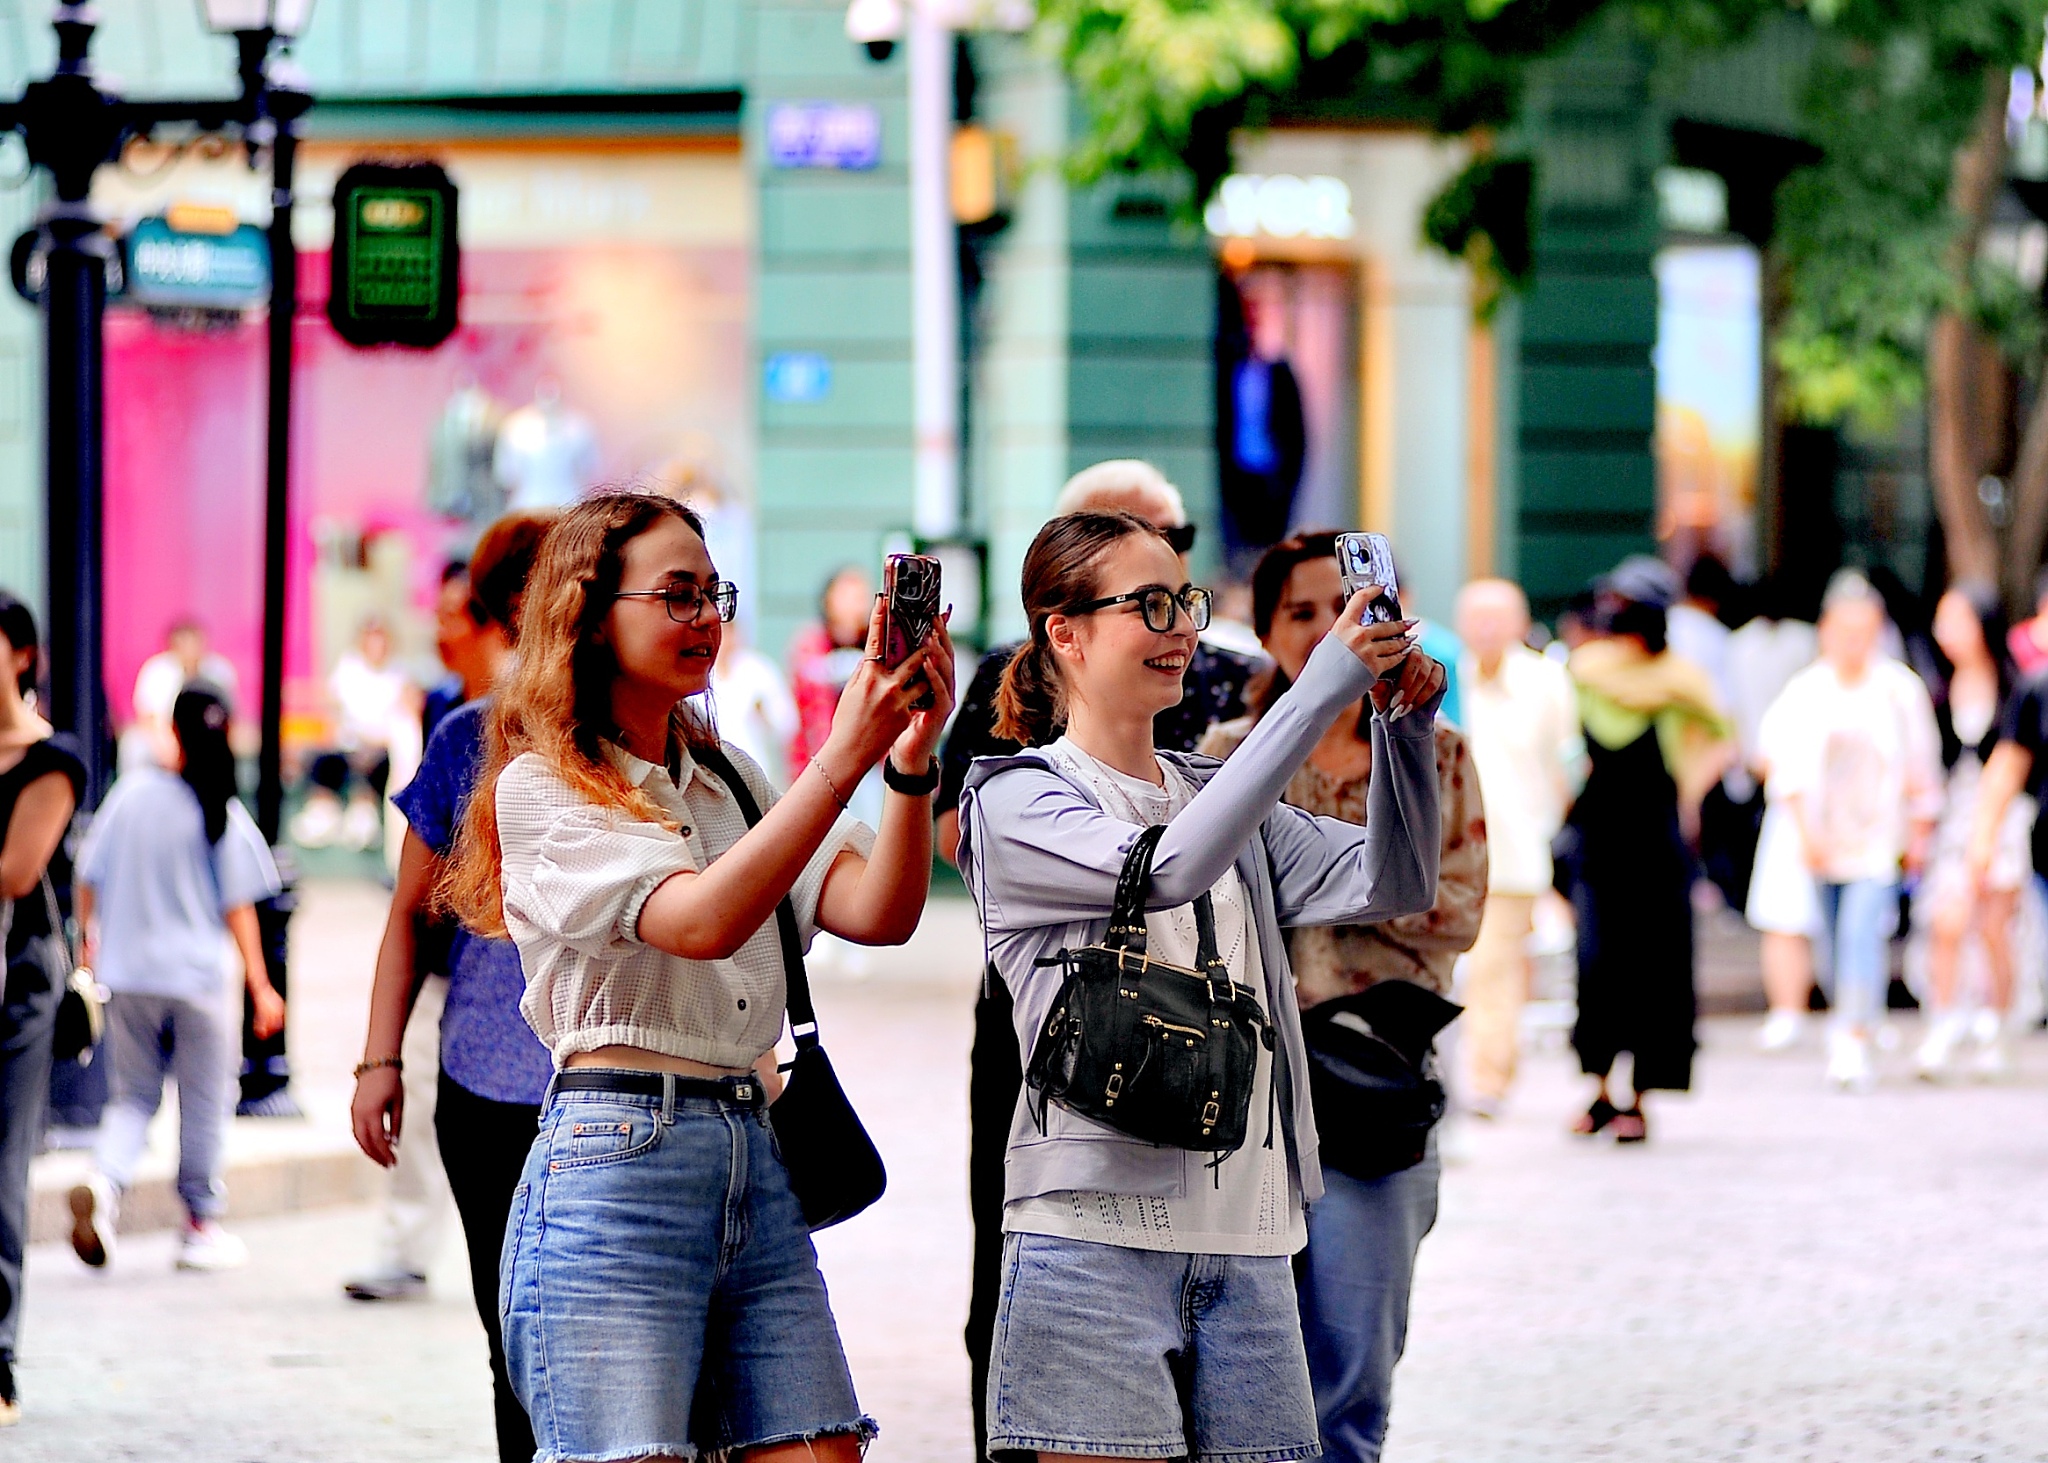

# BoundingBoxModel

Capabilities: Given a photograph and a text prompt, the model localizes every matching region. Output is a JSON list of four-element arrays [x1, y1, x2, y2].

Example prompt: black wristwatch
[[882, 756, 941, 797]]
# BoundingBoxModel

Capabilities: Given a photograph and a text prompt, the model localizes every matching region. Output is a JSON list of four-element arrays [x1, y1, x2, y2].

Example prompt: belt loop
[[660, 1072, 676, 1125]]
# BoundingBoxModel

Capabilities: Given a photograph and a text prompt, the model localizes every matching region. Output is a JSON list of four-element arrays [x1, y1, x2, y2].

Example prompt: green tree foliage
[[1772, 1, 2048, 430]]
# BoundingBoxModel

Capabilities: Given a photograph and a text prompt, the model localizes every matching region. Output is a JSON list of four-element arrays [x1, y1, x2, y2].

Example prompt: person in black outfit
[[1554, 567, 1730, 1145], [0, 593, 86, 1426], [932, 462, 1255, 1463]]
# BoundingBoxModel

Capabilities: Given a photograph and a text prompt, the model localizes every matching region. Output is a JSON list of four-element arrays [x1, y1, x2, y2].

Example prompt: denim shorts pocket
[[548, 1108, 662, 1171], [498, 1182, 530, 1325]]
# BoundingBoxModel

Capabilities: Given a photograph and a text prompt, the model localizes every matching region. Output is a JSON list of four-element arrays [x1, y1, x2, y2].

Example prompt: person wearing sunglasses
[[928, 460, 1259, 1463], [956, 510, 1444, 1463]]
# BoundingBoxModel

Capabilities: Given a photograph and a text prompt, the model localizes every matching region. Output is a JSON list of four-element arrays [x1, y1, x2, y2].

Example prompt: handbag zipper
[[1141, 1014, 1207, 1043]]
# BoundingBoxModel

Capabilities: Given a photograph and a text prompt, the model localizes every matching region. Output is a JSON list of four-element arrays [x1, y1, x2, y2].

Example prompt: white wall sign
[[1204, 174, 1355, 241]]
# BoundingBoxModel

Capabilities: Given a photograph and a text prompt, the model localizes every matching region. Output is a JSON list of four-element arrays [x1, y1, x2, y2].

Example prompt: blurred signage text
[[767, 103, 882, 171], [330, 161, 460, 349], [1204, 174, 1354, 241], [764, 351, 832, 402], [125, 215, 270, 310]]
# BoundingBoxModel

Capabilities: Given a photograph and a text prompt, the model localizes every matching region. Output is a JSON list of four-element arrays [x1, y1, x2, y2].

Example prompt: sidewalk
[[27, 878, 994, 1244]]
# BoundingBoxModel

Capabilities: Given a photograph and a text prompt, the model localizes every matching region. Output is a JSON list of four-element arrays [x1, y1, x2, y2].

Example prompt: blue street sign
[[764, 351, 833, 403], [766, 102, 882, 170], [124, 216, 270, 309]]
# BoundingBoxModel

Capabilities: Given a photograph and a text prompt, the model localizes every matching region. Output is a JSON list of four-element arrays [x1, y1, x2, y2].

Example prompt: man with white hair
[[1454, 578, 1583, 1117], [936, 458, 1256, 1463]]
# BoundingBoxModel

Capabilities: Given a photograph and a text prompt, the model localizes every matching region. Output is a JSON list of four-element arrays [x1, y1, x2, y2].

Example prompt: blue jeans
[[987, 1231, 1322, 1462], [501, 1077, 874, 1462], [1816, 880, 1898, 1030], [1295, 1143, 1441, 1463]]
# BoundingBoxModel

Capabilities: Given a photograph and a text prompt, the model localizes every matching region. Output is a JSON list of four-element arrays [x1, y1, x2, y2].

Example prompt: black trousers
[[435, 1071, 542, 1463], [966, 974, 1023, 1463]]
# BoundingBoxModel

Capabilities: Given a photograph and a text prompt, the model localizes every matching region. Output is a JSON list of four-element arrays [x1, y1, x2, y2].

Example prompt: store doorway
[[1217, 262, 1360, 576]]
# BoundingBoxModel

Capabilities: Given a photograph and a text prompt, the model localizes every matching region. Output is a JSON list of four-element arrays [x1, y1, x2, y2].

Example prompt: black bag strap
[[691, 744, 823, 1050], [1107, 824, 1165, 953]]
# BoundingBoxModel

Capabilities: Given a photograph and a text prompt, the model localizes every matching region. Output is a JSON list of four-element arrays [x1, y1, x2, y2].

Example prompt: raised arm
[[965, 627, 1444, 930]]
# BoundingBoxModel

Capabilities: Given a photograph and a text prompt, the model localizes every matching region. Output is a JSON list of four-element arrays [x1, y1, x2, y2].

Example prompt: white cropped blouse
[[494, 741, 874, 1070]]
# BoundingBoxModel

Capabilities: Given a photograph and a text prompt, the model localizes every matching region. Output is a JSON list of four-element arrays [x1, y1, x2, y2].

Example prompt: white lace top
[[1002, 739, 1307, 1257]]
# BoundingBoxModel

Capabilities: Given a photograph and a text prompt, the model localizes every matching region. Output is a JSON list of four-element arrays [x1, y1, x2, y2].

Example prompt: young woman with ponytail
[[956, 510, 1446, 1463], [443, 490, 955, 1463]]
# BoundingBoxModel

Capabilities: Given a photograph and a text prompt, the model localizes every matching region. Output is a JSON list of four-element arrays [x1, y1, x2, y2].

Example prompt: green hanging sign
[[329, 161, 459, 349]]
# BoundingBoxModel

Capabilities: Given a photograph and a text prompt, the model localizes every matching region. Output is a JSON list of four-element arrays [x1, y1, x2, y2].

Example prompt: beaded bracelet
[[353, 1056, 404, 1079]]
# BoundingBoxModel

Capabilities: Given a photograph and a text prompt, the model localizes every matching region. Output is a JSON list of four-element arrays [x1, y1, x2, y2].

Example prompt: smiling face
[[600, 512, 723, 705], [1263, 555, 1346, 683], [1047, 533, 1197, 725]]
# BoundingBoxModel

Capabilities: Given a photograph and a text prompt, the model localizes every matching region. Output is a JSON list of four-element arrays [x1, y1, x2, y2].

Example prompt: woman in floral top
[[1198, 530, 1485, 1463]]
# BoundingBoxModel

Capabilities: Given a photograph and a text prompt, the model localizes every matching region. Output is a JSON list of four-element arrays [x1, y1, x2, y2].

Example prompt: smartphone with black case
[[881, 552, 942, 709]]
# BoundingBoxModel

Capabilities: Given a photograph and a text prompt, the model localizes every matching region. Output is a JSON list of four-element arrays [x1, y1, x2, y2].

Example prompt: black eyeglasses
[[1073, 583, 1213, 634], [614, 579, 740, 625], [1163, 523, 1197, 555]]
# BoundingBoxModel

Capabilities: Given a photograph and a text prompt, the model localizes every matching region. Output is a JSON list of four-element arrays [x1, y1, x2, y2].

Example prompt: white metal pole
[[909, 2, 960, 539]]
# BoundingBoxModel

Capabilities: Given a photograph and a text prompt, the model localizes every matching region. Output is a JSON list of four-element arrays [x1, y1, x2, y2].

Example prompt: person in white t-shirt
[[123, 621, 239, 772], [1757, 571, 1941, 1090], [292, 620, 420, 851], [1454, 578, 1584, 1115]]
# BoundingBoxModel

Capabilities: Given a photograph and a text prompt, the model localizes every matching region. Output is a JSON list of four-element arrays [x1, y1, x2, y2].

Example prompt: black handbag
[[694, 746, 887, 1230], [1299, 979, 1461, 1181], [1026, 824, 1271, 1154]]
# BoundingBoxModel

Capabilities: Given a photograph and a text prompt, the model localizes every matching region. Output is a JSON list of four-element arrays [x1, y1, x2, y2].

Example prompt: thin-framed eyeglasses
[[614, 579, 740, 625], [1071, 583, 1212, 634]]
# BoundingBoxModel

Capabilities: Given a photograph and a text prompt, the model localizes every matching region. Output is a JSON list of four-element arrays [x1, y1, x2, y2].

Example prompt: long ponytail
[[991, 510, 1164, 747]]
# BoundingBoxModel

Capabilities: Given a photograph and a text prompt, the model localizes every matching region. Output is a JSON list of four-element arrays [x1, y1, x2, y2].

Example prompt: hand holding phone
[[1335, 532, 1413, 687], [882, 553, 943, 709]]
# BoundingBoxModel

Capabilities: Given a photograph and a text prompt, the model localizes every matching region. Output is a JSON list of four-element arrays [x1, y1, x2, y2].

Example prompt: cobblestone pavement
[[11, 882, 2048, 1460]]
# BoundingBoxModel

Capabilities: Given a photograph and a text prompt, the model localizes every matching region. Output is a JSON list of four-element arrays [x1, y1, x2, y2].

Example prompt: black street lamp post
[[0, 0, 316, 1113]]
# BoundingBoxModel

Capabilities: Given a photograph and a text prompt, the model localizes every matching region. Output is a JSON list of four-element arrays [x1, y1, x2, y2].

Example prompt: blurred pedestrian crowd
[[2, 468, 2047, 1463]]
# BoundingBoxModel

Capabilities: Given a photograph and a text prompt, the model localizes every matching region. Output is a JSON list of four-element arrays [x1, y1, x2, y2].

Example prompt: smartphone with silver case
[[1335, 532, 1403, 624]]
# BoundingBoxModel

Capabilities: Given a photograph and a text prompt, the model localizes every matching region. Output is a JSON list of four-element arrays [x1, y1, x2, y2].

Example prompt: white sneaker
[[67, 1175, 117, 1269], [339, 797, 381, 852], [176, 1221, 249, 1272], [343, 1267, 428, 1302], [1971, 1032, 2016, 1082], [1826, 1030, 1875, 1092], [1758, 1009, 1805, 1052], [289, 794, 342, 848], [1915, 1011, 1968, 1080]]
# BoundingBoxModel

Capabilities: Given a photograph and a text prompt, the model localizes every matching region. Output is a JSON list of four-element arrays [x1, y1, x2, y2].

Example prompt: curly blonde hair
[[442, 491, 720, 937]]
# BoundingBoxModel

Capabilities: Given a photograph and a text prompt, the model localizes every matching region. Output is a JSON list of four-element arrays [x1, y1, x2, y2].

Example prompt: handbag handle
[[690, 744, 824, 1049], [1105, 820, 1223, 979]]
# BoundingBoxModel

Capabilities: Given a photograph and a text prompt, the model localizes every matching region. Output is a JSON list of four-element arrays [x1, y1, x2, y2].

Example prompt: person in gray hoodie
[[957, 511, 1443, 1463]]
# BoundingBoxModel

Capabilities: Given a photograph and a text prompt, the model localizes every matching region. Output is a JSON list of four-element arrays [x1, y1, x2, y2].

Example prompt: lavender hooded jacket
[[956, 634, 1442, 1208]]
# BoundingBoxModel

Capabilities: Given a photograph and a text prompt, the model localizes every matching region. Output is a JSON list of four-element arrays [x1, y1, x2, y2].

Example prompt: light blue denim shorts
[[501, 1077, 876, 1462], [988, 1231, 1322, 1463]]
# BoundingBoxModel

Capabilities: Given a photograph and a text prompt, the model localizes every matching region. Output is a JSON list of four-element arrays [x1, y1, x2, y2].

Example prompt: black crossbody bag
[[1026, 825, 1271, 1154], [694, 746, 887, 1230]]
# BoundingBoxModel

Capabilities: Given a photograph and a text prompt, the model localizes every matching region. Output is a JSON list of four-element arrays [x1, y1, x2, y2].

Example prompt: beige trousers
[[1463, 894, 1536, 1104]]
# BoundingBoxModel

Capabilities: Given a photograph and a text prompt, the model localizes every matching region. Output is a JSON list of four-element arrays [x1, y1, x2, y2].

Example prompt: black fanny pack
[[1300, 978, 1461, 1181], [1026, 825, 1271, 1155]]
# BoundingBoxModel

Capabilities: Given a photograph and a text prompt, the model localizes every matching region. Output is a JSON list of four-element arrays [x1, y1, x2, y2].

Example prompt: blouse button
[[736, 998, 748, 1011]]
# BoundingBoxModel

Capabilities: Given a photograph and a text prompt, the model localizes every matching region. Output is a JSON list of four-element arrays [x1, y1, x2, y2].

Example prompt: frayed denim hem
[[724, 1415, 880, 1456]]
